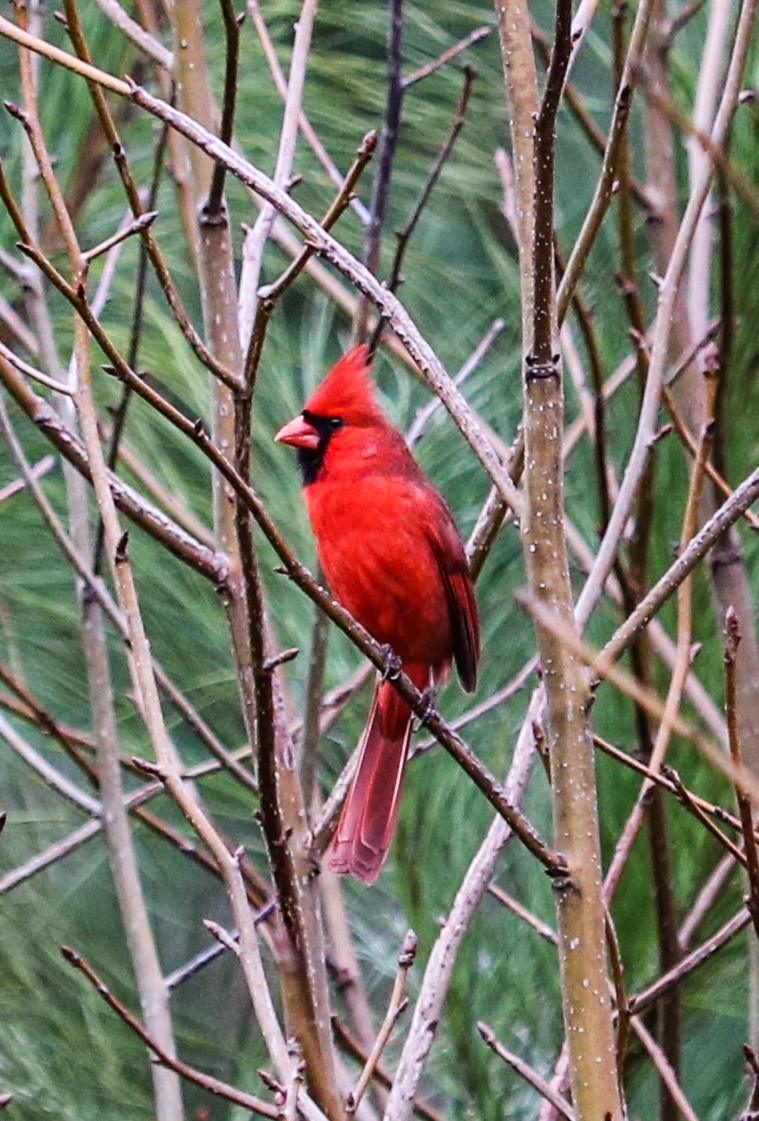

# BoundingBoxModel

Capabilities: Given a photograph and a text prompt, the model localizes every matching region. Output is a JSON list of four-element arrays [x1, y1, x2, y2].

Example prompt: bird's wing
[[427, 492, 480, 693]]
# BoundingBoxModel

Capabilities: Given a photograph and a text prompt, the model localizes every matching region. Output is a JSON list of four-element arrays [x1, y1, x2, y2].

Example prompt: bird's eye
[[329, 416, 344, 431]]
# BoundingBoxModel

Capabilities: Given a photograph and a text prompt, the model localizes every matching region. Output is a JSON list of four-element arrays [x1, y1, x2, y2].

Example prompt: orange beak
[[274, 414, 320, 450]]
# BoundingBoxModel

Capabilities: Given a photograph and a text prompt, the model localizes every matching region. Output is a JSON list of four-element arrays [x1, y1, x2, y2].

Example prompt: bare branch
[[348, 931, 417, 1113], [61, 946, 280, 1118], [478, 1023, 575, 1121]]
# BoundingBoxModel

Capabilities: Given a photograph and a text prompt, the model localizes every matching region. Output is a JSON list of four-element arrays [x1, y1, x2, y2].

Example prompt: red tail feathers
[[329, 666, 428, 884]]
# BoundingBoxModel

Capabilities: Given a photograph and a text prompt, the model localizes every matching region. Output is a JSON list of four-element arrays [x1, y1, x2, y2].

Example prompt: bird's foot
[[378, 644, 402, 682], [415, 686, 438, 730]]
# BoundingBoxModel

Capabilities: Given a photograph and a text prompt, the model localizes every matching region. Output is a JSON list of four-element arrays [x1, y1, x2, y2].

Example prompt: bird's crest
[[304, 345, 384, 424]]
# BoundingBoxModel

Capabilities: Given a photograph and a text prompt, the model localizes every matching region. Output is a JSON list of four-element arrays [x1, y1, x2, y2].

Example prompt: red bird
[[275, 345, 479, 883]]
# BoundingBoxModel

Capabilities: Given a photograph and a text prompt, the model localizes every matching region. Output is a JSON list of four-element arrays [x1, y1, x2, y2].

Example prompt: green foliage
[[1, 1, 758, 1118]]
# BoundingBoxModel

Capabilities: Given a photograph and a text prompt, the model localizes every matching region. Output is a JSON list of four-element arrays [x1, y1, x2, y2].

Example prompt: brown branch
[[602, 461, 759, 667], [0, 28, 523, 513], [0, 451, 54, 502], [0, 351, 225, 582], [556, 0, 654, 321], [331, 1018, 444, 1121], [369, 64, 477, 351], [0, 708, 100, 814], [513, 0, 624, 1109], [347, 932, 416, 1113], [519, 591, 759, 804], [0, 820, 96, 894], [725, 607, 759, 939], [205, 0, 243, 216], [629, 906, 751, 1014], [662, 386, 759, 532], [246, 128, 377, 391], [353, 0, 404, 342], [58, 0, 244, 392], [402, 25, 491, 88], [61, 946, 279, 1118], [478, 1023, 575, 1121], [531, 21, 651, 213]]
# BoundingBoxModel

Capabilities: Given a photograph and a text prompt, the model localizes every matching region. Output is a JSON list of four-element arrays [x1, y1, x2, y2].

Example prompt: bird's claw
[[415, 686, 438, 729], [379, 644, 402, 682]]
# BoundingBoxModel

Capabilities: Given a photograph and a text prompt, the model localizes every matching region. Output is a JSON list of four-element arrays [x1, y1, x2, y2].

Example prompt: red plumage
[[275, 345, 480, 883]]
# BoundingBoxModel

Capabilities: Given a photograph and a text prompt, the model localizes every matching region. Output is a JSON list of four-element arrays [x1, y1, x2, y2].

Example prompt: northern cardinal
[[275, 345, 479, 883]]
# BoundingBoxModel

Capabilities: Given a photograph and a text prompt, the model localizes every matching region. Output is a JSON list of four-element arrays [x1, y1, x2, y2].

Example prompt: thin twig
[[478, 1023, 576, 1121], [632, 906, 752, 1015], [81, 210, 157, 262], [724, 607, 759, 938], [603, 461, 759, 667], [238, 0, 318, 347], [369, 64, 477, 352], [0, 709, 101, 814], [678, 852, 737, 950], [518, 591, 759, 804], [487, 883, 557, 944], [0, 451, 54, 503], [354, 0, 404, 342], [574, 0, 758, 629], [629, 1018, 702, 1121], [556, 0, 654, 321], [246, 0, 369, 224], [402, 25, 491, 87], [206, 0, 243, 215], [0, 339, 73, 395], [383, 717, 537, 1120], [90, 0, 171, 66], [332, 1017, 444, 1121], [348, 932, 417, 1113], [406, 319, 505, 446], [61, 946, 279, 1118]]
